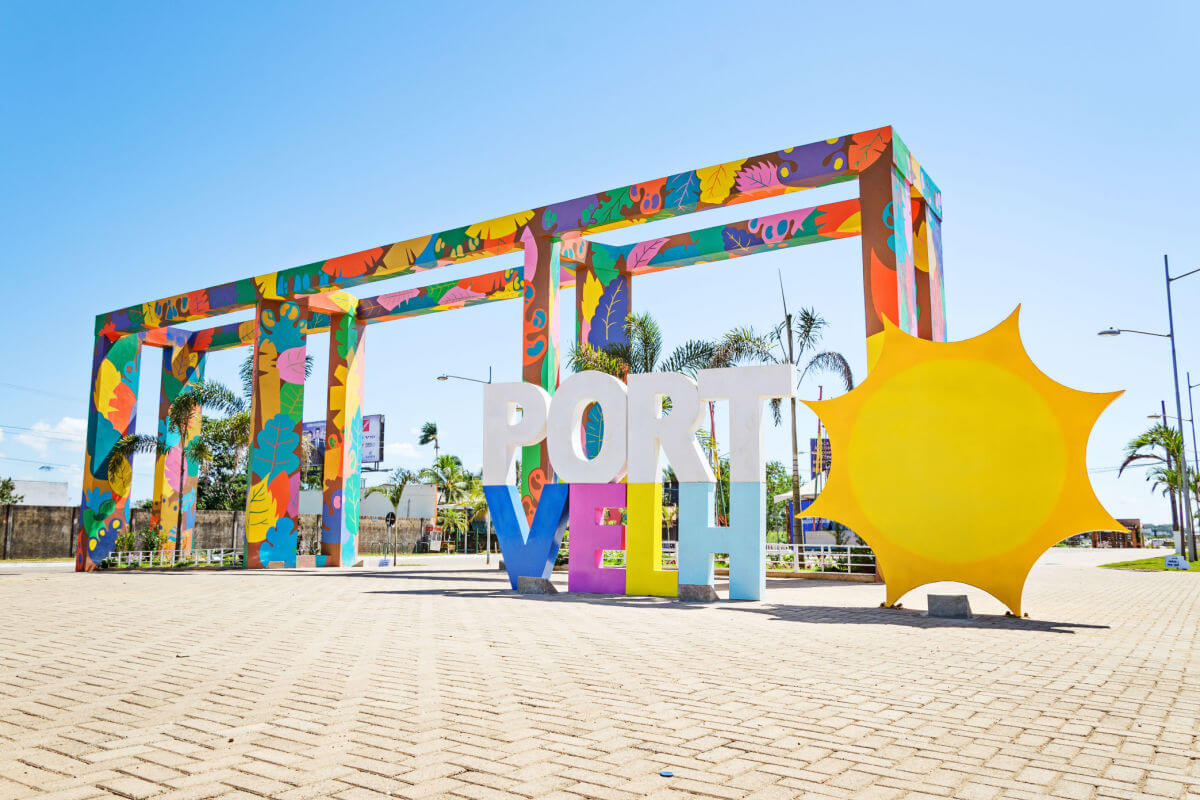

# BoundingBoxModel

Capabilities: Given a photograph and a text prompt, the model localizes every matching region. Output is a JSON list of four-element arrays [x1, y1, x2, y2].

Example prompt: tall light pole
[[1099, 254, 1200, 561], [1189, 373, 1199, 474], [436, 367, 493, 562]]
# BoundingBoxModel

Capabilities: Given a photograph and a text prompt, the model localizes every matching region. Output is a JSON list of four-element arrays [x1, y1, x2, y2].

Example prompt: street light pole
[[1163, 255, 1196, 561], [436, 367, 494, 562], [1188, 373, 1199, 474], [1098, 254, 1200, 561]]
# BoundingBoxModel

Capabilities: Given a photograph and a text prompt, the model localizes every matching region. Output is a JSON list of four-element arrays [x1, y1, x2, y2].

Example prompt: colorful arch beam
[[79, 126, 945, 572]]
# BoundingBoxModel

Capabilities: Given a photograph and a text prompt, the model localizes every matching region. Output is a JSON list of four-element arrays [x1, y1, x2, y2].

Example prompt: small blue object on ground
[[659, 770, 673, 778]]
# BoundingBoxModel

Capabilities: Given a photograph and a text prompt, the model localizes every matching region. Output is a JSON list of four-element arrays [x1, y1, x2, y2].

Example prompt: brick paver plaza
[[1, 550, 1198, 800]]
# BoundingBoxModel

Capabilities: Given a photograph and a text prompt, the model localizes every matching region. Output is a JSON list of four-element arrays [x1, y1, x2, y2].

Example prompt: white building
[[9, 480, 70, 506]]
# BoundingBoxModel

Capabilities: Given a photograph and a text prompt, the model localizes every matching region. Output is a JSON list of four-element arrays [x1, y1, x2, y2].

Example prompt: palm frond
[[106, 434, 165, 480], [418, 421, 439, 446], [800, 351, 854, 391], [568, 343, 629, 377], [660, 339, 715, 376], [711, 327, 775, 368]]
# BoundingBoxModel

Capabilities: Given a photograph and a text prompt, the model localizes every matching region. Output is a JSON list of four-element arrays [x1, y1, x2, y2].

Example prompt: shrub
[[139, 527, 161, 552]]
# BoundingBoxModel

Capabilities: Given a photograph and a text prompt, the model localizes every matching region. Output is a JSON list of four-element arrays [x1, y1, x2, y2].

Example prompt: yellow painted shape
[[245, 478, 277, 544], [466, 210, 534, 241], [803, 308, 1122, 616], [696, 158, 747, 205], [914, 211, 930, 274], [625, 482, 678, 597], [93, 360, 122, 419], [580, 270, 603, 327]]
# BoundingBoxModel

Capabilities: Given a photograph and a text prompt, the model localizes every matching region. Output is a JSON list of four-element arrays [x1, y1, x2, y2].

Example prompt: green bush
[[139, 527, 161, 552]]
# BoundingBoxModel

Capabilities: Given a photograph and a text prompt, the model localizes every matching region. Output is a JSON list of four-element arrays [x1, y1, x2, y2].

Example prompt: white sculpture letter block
[[482, 382, 551, 486], [547, 370, 629, 484], [697, 364, 796, 483], [627, 372, 713, 484]]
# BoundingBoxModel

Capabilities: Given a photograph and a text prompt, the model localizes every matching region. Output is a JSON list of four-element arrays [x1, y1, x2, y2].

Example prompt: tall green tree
[[419, 421, 440, 463], [0, 477, 24, 505], [1120, 423, 1200, 522], [759, 303, 854, 542], [366, 468, 419, 556], [422, 454, 472, 505]]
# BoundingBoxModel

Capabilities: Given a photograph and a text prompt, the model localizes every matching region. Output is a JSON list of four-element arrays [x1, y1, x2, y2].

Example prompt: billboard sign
[[810, 437, 831, 475], [302, 414, 385, 469]]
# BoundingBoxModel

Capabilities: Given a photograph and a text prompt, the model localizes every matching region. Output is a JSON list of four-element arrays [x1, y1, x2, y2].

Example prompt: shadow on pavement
[[718, 603, 1110, 633]]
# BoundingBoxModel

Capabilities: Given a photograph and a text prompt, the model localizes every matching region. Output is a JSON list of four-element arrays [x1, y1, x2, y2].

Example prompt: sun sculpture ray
[[802, 308, 1122, 616]]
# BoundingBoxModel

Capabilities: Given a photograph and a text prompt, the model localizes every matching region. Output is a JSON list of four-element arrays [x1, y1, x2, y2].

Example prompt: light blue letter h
[[678, 481, 766, 601]]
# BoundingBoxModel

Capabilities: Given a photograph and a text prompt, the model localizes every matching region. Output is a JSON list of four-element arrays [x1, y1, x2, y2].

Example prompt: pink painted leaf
[[735, 161, 781, 193], [626, 238, 669, 273], [377, 288, 421, 311], [164, 447, 183, 492], [276, 347, 307, 384], [438, 285, 486, 306]]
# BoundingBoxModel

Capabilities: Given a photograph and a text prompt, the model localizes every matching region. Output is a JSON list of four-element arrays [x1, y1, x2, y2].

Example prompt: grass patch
[[1101, 555, 1200, 572]]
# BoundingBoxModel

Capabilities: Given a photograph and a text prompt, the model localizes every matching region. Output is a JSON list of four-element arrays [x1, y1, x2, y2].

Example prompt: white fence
[[557, 541, 875, 575], [101, 548, 244, 569]]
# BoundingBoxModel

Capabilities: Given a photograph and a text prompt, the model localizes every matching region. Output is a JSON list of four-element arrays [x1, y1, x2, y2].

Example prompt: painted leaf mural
[[251, 414, 301, 478]]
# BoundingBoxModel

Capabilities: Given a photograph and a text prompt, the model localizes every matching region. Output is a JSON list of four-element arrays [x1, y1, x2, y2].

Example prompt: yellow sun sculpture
[[803, 308, 1122, 616]]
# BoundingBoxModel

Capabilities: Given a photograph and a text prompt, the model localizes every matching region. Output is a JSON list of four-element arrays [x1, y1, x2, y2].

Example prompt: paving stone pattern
[[0, 551, 1197, 799]]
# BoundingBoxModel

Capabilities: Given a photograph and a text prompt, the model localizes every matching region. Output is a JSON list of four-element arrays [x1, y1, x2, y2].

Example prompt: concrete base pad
[[517, 576, 558, 595], [267, 561, 286, 569], [678, 583, 720, 602], [927, 594, 972, 619], [296, 555, 316, 568]]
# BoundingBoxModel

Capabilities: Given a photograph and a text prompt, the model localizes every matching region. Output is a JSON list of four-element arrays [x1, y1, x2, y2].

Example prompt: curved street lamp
[[1098, 255, 1199, 560]]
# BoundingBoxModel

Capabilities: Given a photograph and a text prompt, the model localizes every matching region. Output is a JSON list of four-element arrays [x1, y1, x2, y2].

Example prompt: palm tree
[[437, 507, 468, 551], [568, 312, 714, 378], [366, 468, 418, 558], [108, 380, 244, 558], [419, 421, 440, 463], [366, 468, 418, 514], [422, 454, 472, 505], [754, 286, 855, 544], [1120, 424, 1199, 529]]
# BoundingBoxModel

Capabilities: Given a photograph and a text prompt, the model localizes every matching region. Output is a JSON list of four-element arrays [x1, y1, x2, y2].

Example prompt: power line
[[0, 424, 85, 443], [0, 383, 78, 402]]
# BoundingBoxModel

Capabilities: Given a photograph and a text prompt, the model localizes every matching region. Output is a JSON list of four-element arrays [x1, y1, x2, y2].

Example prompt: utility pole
[[778, 271, 804, 548]]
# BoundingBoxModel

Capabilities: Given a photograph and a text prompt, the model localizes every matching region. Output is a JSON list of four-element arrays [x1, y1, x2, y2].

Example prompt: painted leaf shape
[[696, 159, 746, 204], [848, 129, 889, 170], [584, 403, 605, 459], [585, 188, 635, 228], [626, 238, 668, 273], [377, 288, 421, 311], [580, 271, 603, 329], [438, 285, 485, 306], [735, 161, 781, 194], [722, 227, 758, 255], [594, 277, 628, 346], [280, 382, 304, 421], [250, 413, 301, 479], [664, 172, 700, 212], [465, 210, 534, 241], [245, 478, 277, 544], [276, 347, 306, 384]]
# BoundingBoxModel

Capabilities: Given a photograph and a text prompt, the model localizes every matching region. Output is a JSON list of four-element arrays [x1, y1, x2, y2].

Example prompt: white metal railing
[[763, 542, 876, 574], [555, 541, 874, 575], [101, 548, 244, 569]]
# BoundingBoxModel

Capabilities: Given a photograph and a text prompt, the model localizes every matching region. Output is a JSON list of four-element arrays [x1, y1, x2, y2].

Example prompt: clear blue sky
[[1, 1, 1197, 525]]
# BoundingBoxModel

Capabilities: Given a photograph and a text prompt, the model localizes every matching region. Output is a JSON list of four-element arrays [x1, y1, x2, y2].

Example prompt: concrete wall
[[0, 505, 423, 560]]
